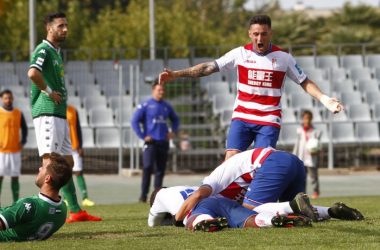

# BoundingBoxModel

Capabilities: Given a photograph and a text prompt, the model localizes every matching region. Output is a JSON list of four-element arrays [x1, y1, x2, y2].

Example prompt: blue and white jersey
[[148, 186, 198, 227]]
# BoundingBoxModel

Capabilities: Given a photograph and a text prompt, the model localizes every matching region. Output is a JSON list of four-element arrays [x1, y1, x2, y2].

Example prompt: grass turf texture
[[2, 195, 379, 249]]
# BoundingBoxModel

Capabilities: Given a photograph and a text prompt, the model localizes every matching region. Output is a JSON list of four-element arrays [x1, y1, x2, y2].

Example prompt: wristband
[[320, 94, 339, 113], [43, 86, 53, 96]]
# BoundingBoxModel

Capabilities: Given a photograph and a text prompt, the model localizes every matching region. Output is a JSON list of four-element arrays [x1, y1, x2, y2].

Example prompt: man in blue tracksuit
[[131, 82, 179, 202]]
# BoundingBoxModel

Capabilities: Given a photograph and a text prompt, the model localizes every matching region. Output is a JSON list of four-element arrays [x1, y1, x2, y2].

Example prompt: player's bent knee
[[243, 215, 257, 228]]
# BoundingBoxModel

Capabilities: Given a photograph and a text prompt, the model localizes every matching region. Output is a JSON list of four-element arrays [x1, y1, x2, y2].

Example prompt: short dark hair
[[46, 152, 72, 191], [249, 14, 271, 28], [302, 110, 313, 120], [44, 12, 66, 26], [152, 82, 161, 90], [149, 187, 166, 207], [0, 89, 12, 97]]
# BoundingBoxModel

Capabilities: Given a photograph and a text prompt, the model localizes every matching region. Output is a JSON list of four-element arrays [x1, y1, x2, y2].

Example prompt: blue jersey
[[131, 97, 179, 141]]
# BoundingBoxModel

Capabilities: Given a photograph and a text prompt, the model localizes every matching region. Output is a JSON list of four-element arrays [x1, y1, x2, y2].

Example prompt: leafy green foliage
[[1, 0, 380, 59]]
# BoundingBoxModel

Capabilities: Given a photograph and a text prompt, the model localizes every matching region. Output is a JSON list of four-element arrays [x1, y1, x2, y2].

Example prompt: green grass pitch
[[2, 195, 380, 249]]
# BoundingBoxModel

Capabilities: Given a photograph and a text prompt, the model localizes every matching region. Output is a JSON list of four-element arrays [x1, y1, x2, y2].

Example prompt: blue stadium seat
[[365, 92, 380, 106], [114, 108, 133, 127], [0, 62, 14, 73], [207, 81, 230, 100], [284, 79, 305, 95], [70, 72, 95, 86], [108, 95, 133, 112], [92, 60, 115, 73], [168, 58, 190, 71], [289, 92, 314, 110], [83, 95, 108, 111], [333, 79, 355, 93], [350, 67, 372, 84], [313, 122, 329, 144], [304, 68, 325, 81], [279, 123, 299, 146], [340, 91, 362, 107], [357, 79, 379, 93], [330, 68, 347, 82]]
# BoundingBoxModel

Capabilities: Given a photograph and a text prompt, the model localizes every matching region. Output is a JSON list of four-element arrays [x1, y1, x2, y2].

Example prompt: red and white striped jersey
[[214, 43, 307, 129], [201, 147, 275, 204]]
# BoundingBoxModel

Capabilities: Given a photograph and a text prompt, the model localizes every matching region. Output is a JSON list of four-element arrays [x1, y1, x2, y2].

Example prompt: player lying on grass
[[0, 152, 71, 242], [149, 186, 363, 228], [187, 196, 312, 232]]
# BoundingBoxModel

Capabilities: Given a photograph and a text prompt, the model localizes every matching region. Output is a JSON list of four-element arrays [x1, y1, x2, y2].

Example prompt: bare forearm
[[176, 62, 219, 78], [301, 79, 323, 100], [175, 195, 200, 221], [28, 68, 48, 90]]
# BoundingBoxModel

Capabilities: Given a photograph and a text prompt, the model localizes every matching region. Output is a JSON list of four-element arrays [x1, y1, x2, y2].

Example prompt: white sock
[[314, 206, 331, 220], [253, 202, 293, 216], [254, 211, 276, 228], [191, 214, 214, 228]]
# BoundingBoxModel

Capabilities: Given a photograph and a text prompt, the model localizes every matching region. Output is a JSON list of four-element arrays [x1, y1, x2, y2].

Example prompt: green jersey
[[0, 193, 67, 242], [30, 39, 67, 119]]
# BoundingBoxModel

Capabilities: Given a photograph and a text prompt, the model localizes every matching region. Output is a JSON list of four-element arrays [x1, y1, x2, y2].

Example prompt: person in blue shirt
[[131, 82, 179, 202]]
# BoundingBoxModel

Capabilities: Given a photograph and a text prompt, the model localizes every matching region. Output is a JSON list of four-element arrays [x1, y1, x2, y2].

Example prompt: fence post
[[129, 64, 135, 170], [328, 68, 334, 170], [118, 65, 123, 176]]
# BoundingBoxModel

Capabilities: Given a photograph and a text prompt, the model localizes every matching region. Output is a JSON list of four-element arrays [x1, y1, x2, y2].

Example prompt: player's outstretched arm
[[301, 78, 344, 114], [174, 186, 212, 222], [158, 62, 219, 85]]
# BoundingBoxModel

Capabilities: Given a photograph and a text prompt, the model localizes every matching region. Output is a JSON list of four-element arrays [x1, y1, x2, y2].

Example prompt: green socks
[[11, 180, 19, 202], [76, 174, 88, 199], [61, 178, 81, 213]]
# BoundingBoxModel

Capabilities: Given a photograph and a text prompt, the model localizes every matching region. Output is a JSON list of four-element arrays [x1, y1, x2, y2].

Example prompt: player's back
[[0, 194, 67, 242]]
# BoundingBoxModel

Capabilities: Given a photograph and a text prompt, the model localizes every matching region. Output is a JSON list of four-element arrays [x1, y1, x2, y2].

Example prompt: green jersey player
[[28, 11, 101, 223], [0, 152, 71, 242]]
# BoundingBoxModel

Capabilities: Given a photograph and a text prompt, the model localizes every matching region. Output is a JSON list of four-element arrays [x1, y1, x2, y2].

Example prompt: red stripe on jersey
[[240, 173, 253, 183], [234, 105, 282, 118], [238, 90, 282, 106], [259, 149, 275, 164], [219, 182, 246, 203], [244, 43, 254, 52], [238, 65, 286, 89], [231, 117, 281, 129], [251, 148, 264, 164]]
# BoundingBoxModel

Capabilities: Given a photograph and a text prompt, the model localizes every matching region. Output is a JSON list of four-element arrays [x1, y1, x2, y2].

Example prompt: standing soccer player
[[159, 14, 344, 161], [28, 12, 100, 222], [66, 105, 95, 206], [0, 90, 28, 205]]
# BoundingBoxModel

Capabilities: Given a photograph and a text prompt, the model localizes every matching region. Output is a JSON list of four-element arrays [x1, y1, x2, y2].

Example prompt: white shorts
[[33, 116, 72, 157], [0, 152, 21, 176], [72, 149, 83, 172]]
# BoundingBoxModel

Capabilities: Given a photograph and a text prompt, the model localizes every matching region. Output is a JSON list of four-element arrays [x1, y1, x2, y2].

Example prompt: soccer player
[[66, 105, 95, 206], [172, 147, 363, 223], [27, 11, 100, 222], [0, 152, 71, 242], [0, 89, 28, 205], [150, 186, 364, 229], [131, 83, 179, 203], [159, 14, 344, 161]]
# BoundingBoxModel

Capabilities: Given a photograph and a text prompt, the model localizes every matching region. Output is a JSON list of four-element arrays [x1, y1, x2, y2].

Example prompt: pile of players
[[148, 148, 364, 232]]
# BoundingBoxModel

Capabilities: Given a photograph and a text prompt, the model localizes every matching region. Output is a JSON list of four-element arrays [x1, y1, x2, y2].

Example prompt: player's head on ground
[[35, 152, 72, 192], [301, 109, 313, 127], [44, 11, 68, 44], [149, 187, 166, 207], [248, 14, 273, 55], [152, 82, 165, 101], [0, 89, 13, 109]]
